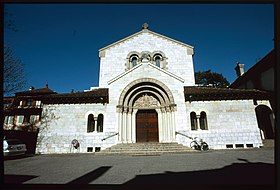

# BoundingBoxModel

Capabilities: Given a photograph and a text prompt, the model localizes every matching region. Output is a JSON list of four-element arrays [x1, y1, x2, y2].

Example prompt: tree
[[195, 70, 230, 88], [4, 45, 27, 96], [4, 8, 26, 96]]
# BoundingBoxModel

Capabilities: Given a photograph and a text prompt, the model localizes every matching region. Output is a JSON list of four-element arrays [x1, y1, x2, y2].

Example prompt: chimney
[[235, 62, 245, 77], [45, 83, 49, 88], [29, 86, 35, 91]]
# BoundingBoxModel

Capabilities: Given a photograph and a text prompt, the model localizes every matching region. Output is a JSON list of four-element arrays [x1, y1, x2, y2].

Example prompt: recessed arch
[[118, 78, 175, 107], [255, 105, 274, 139]]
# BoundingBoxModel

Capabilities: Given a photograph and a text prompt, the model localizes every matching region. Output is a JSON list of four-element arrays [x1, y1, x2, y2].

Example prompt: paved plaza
[[4, 147, 275, 189]]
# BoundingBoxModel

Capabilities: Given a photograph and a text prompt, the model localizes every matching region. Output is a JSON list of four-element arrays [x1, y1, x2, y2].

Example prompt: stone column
[[126, 108, 132, 143], [117, 108, 122, 142], [131, 109, 137, 143], [122, 108, 128, 143], [166, 107, 172, 142], [157, 109, 163, 142], [196, 115, 201, 130], [94, 117, 98, 132], [171, 109, 176, 142], [161, 107, 167, 142]]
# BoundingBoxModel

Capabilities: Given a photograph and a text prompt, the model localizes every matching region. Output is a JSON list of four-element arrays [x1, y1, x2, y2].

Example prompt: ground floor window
[[97, 114, 104, 132], [190, 112, 198, 130], [190, 111, 208, 130], [199, 111, 208, 130], [87, 114, 95, 132]]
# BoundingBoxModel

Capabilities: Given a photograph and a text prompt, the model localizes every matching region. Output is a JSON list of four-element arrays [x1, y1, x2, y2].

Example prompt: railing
[[175, 131, 193, 140], [101, 132, 119, 141]]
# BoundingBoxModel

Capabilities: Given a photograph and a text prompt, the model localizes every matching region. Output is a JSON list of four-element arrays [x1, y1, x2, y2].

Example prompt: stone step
[[95, 143, 197, 156]]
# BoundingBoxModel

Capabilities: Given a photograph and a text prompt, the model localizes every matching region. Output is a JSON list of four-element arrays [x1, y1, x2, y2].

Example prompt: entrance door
[[136, 109, 159, 142]]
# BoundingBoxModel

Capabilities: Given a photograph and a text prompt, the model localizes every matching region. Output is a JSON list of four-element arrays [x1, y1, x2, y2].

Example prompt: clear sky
[[4, 4, 274, 94]]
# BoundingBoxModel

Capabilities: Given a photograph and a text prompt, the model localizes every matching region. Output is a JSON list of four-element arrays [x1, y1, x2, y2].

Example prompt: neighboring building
[[230, 50, 275, 140], [3, 84, 57, 132], [6, 24, 272, 154]]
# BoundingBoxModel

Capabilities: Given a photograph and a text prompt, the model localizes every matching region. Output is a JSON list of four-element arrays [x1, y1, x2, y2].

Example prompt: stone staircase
[[261, 139, 275, 148], [95, 142, 197, 156]]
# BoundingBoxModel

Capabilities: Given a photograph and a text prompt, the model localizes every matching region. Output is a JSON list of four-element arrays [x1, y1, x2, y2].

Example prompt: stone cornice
[[107, 63, 185, 85], [99, 29, 194, 52]]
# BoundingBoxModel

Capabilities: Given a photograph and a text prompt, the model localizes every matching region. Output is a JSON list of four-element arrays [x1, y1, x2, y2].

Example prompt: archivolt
[[118, 78, 175, 109]]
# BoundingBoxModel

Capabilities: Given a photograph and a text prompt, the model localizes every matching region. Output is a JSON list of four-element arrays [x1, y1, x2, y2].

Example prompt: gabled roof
[[184, 86, 272, 101], [99, 28, 193, 52], [42, 88, 109, 104]]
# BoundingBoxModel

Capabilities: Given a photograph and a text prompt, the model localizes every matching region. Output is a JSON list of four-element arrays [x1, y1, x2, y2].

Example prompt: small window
[[87, 147, 93, 152], [17, 115, 24, 124], [87, 114, 95, 133], [30, 115, 39, 124], [199, 111, 208, 130], [131, 57, 137, 67], [95, 147, 101, 152], [155, 56, 161, 67], [235, 144, 244, 148], [8, 116, 14, 125], [4, 116, 9, 124], [26, 99, 33, 106], [190, 112, 197, 130], [97, 114, 104, 132]]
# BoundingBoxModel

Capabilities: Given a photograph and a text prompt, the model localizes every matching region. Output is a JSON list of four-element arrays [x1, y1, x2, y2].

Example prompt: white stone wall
[[99, 31, 195, 88], [176, 100, 263, 149], [36, 104, 118, 154], [106, 63, 188, 138]]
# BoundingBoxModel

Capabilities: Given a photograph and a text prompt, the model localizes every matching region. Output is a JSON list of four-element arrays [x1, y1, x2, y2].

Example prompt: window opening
[[97, 114, 104, 132], [190, 112, 197, 130], [199, 111, 208, 130], [131, 57, 137, 67], [155, 56, 161, 67], [87, 114, 95, 132]]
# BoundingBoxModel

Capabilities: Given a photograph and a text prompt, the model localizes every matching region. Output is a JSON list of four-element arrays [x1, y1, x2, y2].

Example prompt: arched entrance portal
[[117, 78, 176, 143], [136, 109, 159, 142], [255, 105, 275, 139]]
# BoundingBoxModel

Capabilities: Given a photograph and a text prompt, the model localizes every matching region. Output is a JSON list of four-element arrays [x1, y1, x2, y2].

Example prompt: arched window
[[190, 112, 197, 130], [199, 111, 208, 130], [97, 114, 104, 132], [155, 56, 161, 67], [87, 114, 95, 133], [131, 57, 137, 67]]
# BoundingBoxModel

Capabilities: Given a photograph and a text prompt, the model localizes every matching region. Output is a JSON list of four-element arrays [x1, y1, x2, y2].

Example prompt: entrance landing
[[96, 143, 196, 156]]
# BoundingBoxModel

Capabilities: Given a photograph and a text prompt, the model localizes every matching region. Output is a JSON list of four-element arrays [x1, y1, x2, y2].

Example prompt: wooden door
[[136, 109, 159, 142]]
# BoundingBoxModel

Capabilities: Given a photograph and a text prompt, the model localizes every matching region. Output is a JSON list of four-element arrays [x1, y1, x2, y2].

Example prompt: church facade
[[35, 24, 272, 154]]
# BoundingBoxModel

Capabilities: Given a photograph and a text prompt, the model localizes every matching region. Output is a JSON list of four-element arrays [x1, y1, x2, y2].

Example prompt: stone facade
[[36, 25, 272, 154]]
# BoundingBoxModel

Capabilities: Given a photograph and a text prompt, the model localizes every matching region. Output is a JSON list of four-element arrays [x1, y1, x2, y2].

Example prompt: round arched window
[[131, 56, 138, 67], [155, 56, 161, 67]]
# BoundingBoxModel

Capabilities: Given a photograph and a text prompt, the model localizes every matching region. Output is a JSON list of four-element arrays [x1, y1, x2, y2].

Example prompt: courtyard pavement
[[3, 147, 275, 189]]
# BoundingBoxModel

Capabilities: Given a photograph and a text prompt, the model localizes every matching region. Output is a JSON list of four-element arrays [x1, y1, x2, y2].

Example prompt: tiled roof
[[184, 86, 272, 101], [42, 88, 109, 104], [15, 88, 57, 96]]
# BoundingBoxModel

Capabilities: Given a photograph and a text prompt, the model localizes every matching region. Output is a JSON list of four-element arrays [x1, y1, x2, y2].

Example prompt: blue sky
[[4, 4, 274, 94]]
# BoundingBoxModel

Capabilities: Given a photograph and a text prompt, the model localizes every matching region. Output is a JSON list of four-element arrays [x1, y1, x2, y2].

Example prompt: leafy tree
[[195, 70, 230, 88], [4, 45, 27, 96]]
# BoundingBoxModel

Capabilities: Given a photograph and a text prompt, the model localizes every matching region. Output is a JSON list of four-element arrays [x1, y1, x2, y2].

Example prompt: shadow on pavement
[[4, 174, 38, 184], [67, 166, 112, 184], [4, 154, 35, 161], [123, 161, 275, 189]]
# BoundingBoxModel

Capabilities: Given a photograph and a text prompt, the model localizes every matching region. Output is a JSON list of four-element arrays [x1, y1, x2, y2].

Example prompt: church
[[34, 23, 273, 154]]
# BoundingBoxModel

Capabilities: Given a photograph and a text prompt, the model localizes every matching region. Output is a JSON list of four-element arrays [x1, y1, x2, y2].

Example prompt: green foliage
[[195, 70, 230, 88]]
